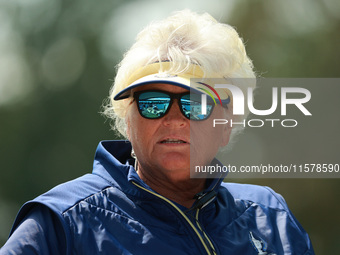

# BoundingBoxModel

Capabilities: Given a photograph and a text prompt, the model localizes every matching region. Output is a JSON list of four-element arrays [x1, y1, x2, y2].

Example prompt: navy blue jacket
[[1, 141, 314, 255]]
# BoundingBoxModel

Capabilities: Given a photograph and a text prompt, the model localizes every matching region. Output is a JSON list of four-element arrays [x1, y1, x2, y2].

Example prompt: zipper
[[132, 181, 217, 255], [195, 209, 217, 255]]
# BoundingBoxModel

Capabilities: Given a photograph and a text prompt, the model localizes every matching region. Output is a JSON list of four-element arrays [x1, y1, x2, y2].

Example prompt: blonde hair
[[103, 9, 256, 139]]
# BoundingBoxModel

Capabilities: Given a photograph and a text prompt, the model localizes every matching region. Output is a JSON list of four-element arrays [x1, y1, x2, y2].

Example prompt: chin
[[160, 161, 190, 176], [165, 170, 191, 183], [161, 157, 189, 169], [161, 162, 190, 172]]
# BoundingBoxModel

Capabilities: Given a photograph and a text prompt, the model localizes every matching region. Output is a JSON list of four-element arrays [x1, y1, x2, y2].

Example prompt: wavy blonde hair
[[103, 9, 256, 139]]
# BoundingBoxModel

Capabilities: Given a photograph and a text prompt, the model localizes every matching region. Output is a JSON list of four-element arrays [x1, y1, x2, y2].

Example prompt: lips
[[158, 137, 189, 144]]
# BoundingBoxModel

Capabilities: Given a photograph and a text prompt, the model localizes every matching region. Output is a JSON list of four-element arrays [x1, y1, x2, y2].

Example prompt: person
[[1, 10, 314, 255]]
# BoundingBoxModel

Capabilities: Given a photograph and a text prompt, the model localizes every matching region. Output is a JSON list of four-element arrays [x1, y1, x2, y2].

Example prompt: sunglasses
[[133, 90, 215, 121]]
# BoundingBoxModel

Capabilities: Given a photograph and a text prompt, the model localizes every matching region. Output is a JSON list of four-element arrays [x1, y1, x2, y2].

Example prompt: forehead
[[132, 83, 189, 93]]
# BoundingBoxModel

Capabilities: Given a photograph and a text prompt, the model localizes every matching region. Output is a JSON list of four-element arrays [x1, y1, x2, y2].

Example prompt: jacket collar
[[93, 140, 226, 206]]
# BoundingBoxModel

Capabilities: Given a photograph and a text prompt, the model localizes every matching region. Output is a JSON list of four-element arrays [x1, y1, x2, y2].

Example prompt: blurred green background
[[0, 0, 339, 253]]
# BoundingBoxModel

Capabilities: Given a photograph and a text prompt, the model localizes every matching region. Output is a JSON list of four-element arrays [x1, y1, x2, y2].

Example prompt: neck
[[137, 164, 206, 208]]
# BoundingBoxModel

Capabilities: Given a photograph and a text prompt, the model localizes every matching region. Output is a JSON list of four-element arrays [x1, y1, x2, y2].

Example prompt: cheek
[[212, 107, 232, 144], [196, 109, 231, 148], [125, 105, 152, 146], [214, 125, 231, 147]]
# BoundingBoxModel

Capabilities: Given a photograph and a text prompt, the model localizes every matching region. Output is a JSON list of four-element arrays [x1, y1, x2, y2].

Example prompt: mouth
[[159, 138, 189, 144]]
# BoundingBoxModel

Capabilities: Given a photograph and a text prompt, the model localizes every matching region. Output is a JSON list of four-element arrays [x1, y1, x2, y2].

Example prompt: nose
[[162, 99, 188, 127]]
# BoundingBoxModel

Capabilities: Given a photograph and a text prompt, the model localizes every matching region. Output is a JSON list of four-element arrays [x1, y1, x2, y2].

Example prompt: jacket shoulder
[[10, 173, 111, 234], [221, 182, 288, 211], [36, 173, 111, 212]]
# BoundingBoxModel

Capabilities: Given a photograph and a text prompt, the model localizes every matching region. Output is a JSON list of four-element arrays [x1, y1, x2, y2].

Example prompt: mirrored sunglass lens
[[138, 92, 170, 119], [183, 94, 213, 120]]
